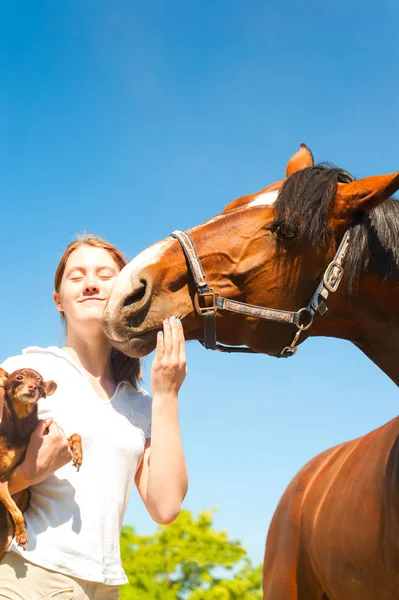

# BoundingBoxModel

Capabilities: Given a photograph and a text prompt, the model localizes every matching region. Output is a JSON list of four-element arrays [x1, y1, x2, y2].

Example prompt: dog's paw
[[15, 528, 28, 550], [72, 453, 83, 472], [68, 433, 83, 472]]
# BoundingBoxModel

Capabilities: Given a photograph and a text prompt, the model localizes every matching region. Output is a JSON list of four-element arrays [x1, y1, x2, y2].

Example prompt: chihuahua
[[0, 367, 82, 558]]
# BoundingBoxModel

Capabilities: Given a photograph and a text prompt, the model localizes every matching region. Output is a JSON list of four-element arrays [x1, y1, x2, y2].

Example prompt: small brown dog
[[0, 367, 82, 559]]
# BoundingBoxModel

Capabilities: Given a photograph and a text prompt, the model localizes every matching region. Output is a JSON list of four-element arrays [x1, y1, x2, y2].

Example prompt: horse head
[[102, 145, 399, 373]]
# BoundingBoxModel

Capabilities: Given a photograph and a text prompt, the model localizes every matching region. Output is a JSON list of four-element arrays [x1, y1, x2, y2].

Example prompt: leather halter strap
[[170, 229, 351, 357]]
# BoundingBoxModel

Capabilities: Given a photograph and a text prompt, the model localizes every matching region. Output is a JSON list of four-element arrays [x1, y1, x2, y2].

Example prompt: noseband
[[170, 229, 351, 357]]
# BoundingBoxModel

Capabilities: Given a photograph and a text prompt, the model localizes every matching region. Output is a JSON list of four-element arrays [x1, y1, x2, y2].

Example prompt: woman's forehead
[[65, 246, 119, 270]]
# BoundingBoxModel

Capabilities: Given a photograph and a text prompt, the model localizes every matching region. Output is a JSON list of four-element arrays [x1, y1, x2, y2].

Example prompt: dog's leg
[[67, 434, 83, 471], [0, 490, 31, 559], [0, 481, 27, 549], [0, 504, 14, 560]]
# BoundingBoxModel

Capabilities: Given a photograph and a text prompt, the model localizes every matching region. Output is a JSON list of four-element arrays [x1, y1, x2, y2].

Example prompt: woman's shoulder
[[123, 382, 152, 402], [118, 384, 152, 436], [121, 383, 152, 413], [1, 346, 64, 377]]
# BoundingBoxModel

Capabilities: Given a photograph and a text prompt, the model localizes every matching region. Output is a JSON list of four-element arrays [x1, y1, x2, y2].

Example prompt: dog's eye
[[38, 380, 43, 386], [16, 375, 23, 381]]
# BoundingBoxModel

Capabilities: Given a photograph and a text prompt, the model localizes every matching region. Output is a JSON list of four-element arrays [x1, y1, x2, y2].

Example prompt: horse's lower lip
[[131, 329, 158, 340], [111, 328, 158, 345], [110, 328, 158, 358]]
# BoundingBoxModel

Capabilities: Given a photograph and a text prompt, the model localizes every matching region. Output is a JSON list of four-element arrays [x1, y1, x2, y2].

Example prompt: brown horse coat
[[263, 416, 399, 599]]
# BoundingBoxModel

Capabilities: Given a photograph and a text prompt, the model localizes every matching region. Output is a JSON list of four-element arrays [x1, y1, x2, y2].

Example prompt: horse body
[[264, 416, 399, 599]]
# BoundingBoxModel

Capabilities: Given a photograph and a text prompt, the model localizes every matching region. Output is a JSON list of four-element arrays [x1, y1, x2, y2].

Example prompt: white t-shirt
[[1, 346, 152, 585]]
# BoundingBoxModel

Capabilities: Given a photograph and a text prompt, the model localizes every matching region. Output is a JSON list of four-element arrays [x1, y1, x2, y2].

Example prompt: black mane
[[274, 165, 399, 291]]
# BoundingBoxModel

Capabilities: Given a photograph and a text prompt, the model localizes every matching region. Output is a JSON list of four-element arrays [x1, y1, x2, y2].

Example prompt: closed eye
[[98, 268, 117, 278], [272, 222, 297, 240]]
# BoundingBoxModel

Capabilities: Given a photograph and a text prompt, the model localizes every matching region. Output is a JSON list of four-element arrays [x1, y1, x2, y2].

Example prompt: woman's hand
[[150, 317, 187, 399], [139, 317, 188, 524], [9, 418, 74, 494], [21, 418, 73, 485]]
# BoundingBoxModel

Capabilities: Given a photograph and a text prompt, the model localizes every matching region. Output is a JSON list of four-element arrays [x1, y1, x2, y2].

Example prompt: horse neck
[[313, 273, 399, 387]]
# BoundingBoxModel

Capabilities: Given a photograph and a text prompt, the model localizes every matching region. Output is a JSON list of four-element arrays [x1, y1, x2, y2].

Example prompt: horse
[[102, 144, 399, 386], [102, 145, 399, 599]]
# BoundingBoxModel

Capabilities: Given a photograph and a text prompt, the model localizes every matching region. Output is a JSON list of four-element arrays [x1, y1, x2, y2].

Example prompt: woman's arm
[[135, 317, 188, 524], [9, 419, 74, 494]]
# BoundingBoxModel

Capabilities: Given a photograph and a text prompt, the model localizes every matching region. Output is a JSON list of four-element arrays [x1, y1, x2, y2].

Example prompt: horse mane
[[274, 165, 399, 292]]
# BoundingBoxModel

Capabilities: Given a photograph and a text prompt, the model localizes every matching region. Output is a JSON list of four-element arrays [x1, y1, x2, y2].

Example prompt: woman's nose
[[84, 283, 99, 293]]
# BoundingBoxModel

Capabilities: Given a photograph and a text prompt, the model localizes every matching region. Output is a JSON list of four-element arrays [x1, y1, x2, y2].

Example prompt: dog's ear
[[0, 369, 8, 409], [0, 368, 9, 386], [43, 380, 57, 397]]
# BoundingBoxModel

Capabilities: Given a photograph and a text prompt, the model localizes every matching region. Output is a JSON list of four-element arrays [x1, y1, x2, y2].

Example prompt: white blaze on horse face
[[248, 190, 279, 207], [105, 239, 173, 317], [127, 238, 174, 274]]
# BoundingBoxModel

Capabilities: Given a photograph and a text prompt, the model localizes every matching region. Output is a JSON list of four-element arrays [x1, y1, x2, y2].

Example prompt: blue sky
[[1, 1, 398, 564]]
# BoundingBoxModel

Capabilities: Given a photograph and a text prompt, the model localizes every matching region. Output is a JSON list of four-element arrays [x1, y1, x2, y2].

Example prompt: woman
[[0, 235, 188, 599]]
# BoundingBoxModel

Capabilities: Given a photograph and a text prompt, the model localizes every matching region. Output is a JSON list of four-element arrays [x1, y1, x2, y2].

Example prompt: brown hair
[[54, 234, 141, 389]]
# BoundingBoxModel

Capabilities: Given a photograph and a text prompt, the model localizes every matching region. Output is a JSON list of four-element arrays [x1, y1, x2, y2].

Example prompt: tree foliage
[[120, 509, 262, 599]]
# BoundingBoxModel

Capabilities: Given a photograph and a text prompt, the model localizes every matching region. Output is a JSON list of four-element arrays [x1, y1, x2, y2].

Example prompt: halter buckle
[[323, 261, 344, 293], [194, 289, 219, 315]]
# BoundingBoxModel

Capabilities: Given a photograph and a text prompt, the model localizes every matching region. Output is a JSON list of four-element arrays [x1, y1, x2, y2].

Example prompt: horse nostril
[[123, 280, 147, 308]]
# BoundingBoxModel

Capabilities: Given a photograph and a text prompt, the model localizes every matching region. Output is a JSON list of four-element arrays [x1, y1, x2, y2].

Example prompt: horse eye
[[16, 375, 23, 381], [273, 223, 296, 240]]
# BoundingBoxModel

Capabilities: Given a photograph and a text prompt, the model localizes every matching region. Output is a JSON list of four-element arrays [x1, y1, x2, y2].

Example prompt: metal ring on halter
[[296, 307, 314, 331]]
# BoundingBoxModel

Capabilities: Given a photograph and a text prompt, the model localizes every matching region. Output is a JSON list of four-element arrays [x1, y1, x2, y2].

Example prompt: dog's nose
[[28, 384, 37, 392]]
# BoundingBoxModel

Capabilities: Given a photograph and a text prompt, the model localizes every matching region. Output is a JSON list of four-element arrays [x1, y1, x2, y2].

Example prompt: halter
[[170, 229, 351, 357]]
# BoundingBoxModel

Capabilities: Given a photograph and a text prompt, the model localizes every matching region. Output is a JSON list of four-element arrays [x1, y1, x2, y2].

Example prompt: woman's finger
[[155, 329, 165, 362], [163, 318, 172, 359], [177, 319, 186, 365], [170, 317, 181, 363]]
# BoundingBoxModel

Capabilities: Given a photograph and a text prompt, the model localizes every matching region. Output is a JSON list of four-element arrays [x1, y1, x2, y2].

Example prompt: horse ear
[[286, 143, 314, 177], [331, 172, 399, 229]]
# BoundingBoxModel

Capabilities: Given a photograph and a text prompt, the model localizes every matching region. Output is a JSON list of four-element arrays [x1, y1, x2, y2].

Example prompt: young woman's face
[[54, 246, 121, 332]]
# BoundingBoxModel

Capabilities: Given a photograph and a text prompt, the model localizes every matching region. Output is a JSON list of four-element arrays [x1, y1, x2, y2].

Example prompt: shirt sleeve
[[1, 355, 25, 374], [137, 387, 152, 440], [142, 389, 152, 439], [145, 418, 152, 440]]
